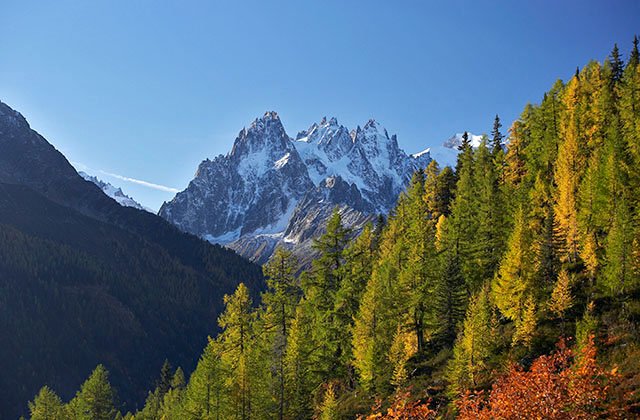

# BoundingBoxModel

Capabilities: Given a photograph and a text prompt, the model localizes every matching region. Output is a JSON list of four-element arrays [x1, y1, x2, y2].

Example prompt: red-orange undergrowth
[[457, 335, 625, 419]]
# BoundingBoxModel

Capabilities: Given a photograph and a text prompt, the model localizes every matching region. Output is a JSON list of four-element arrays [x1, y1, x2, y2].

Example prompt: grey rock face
[[159, 112, 432, 265]]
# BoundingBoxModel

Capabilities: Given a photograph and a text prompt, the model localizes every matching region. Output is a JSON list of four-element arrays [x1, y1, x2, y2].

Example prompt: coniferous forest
[[24, 40, 640, 419]]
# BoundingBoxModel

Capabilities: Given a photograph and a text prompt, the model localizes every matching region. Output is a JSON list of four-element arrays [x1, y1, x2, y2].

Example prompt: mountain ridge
[[159, 112, 436, 264]]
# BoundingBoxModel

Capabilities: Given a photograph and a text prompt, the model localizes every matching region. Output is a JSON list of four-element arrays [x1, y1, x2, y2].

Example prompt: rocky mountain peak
[[160, 112, 435, 264], [230, 111, 291, 160]]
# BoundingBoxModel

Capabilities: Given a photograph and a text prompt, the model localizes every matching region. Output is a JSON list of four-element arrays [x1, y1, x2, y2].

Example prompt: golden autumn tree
[[554, 74, 585, 263]]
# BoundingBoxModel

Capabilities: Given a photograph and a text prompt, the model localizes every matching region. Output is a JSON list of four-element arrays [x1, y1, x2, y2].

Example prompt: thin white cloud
[[99, 170, 180, 193]]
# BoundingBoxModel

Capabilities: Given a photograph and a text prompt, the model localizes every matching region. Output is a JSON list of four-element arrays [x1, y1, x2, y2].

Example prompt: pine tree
[[436, 166, 456, 216], [29, 386, 67, 420], [630, 35, 640, 69], [70, 365, 117, 420]]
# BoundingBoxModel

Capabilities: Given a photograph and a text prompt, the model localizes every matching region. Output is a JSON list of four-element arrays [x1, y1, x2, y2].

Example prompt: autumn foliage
[[457, 335, 626, 419], [359, 391, 437, 419]]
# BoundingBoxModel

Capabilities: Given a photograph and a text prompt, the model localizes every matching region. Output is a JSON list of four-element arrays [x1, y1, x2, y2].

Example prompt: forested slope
[[0, 104, 264, 418], [24, 38, 640, 419]]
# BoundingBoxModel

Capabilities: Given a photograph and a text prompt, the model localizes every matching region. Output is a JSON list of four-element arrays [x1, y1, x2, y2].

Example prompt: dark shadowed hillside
[[0, 102, 264, 418]]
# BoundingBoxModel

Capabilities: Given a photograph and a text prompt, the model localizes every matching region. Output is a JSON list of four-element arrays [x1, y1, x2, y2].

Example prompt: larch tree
[[70, 365, 117, 420], [554, 74, 584, 263], [261, 247, 301, 420], [447, 285, 495, 396], [29, 386, 67, 420], [217, 283, 254, 420], [492, 207, 532, 322]]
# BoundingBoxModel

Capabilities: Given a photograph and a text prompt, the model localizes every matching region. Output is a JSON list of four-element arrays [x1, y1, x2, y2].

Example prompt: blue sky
[[1, 1, 638, 210]]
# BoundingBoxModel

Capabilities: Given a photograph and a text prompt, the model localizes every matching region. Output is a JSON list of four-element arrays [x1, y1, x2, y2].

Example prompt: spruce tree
[[491, 114, 504, 155], [432, 215, 467, 348], [450, 133, 481, 292], [607, 43, 625, 86], [304, 209, 351, 382]]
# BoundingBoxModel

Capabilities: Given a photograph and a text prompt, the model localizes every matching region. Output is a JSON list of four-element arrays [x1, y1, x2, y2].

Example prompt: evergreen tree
[[436, 166, 456, 216], [450, 133, 481, 292], [432, 215, 467, 348], [261, 247, 301, 420], [29, 386, 67, 420], [398, 171, 438, 353], [334, 224, 377, 377], [602, 199, 637, 297], [607, 43, 625, 86], [284, 302, 315, 419], [628, 35, 639, 69], [70, 365, 117, 420], [529, 175, 560, 289], [157, 359, 173, 398], [474, 137, 506, 283], [303, 209, 352, 383], [491, 114, 504, 155]]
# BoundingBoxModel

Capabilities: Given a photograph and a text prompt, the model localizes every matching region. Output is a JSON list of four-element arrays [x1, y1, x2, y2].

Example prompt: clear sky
[[1, 1, 638, 210]]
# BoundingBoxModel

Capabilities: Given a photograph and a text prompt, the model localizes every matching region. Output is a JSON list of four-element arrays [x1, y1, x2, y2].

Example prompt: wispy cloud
[[98, 170, 180, 193]]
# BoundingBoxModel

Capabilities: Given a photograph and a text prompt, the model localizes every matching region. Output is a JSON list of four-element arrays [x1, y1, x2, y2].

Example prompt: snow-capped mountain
[[414, 132, 486, 169], [79, 171, 150, 211], [159, 112, 432, 264]]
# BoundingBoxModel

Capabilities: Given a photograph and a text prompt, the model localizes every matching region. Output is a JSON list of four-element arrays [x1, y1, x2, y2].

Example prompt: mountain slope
[[0, 101, 264, 418], [159, 112, 432, 264], [79, 171, 150, 211]]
